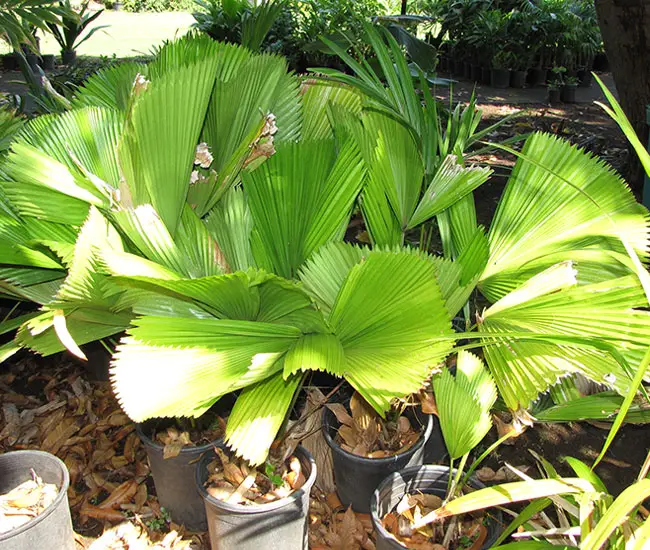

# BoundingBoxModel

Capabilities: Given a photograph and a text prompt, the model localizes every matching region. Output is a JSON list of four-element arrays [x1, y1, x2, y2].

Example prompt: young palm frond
[[433, 351, 497, 460]]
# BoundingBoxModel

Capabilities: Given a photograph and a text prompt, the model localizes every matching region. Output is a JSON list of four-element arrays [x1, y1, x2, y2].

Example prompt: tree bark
[[595, 0, 650, 196]]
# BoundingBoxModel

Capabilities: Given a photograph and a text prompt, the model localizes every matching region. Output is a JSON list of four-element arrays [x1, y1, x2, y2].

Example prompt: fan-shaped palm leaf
[[245, 138, 365, 279], [479, 262, 650, 412], [433, 351, 497, 459], [480, 133, 650, 302]]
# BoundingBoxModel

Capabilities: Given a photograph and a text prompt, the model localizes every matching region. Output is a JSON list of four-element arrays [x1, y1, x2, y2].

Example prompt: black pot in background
[[196, 445, 316, 550], [528, 67, 547, 87], [577, 68, 593, 88], [561, 84, 577, 103], [137, 421, 224, 531], [593, 51, 609, 72], [371, 465, 503, 550], [548, 87, 561, 105], [490, 68, 510, 89], [40, 54, 55, 71], [0, 450, 75, 550], [323, 406, 433, 513], [78, 341, 112, 381], [61, 49, 77, 66], [481, 66, 491, 85], [25, 53, 39, 71], [463, 61, 472, 80], [510, 69, 526, 88], [470, 64, 481, 82], [453, 59, 464, 77], [2, 53, 19, 71], [438, 55, 449, 73]]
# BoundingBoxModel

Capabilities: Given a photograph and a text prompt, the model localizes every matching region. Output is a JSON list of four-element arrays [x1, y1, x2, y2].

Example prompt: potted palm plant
[[490, 50, 512, 88], [371, 352, 504, 549], [547, 66, 564, 104], [45, 0, 108, 65], [2, 26, 650, 545], [561, 74, 579, 103]]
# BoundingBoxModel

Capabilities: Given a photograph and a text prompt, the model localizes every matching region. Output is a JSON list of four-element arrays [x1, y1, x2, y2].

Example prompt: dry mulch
[[0, 353, 380, 549]]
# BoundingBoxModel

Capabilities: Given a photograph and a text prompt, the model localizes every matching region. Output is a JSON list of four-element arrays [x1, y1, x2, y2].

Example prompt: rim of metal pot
[[195, 445, 317, 515], [321, 407, 433, 465], [136, 422, 223, 455], [0, 450, 71, 541]]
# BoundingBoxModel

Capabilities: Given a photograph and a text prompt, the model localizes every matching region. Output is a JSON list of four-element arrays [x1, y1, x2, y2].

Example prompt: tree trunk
[[401, 0, 407, 15], [595, 0, 650, 196]]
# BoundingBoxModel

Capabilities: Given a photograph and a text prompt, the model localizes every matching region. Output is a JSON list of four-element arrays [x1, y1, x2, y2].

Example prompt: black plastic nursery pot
[[490, 68, 510, 89], [0, 450, 75, 550], [40, 54, 55, 71], [196, 445, 316, 550], [577, 68, 593, 88], [561, 84, 577, 104], [510, 70, 527, 88], [25, 53, 39, 71], [2, 53, 18, 71], [470, 64, 482, 83], [481, 66, 491, 85], [371, 465, 503, 550], [463, 62, 472, 80], [61, 49, 77, 66], [323, 407, 433, 513], [548, 87, 561, 105], [593, 51, 609, 72], [528, 67, 547, 87], [137, 422, 224, 531]]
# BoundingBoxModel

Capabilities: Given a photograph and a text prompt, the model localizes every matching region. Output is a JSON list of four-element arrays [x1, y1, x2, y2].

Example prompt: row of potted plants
[[1, 0, 107, 73], [435, 0, 602, 90], [0, 23, 649, 548]]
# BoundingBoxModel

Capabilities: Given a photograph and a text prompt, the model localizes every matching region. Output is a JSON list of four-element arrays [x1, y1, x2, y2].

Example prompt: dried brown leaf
[[325, 403, 354, 427]]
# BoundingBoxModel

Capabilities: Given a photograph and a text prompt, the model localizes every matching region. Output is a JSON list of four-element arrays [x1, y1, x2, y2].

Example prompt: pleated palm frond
[[356, 110, 491, 247], [478, 262, 650, 412], [111, 204, 228, 279], [433, 351, 496, 460], [72, 62, 147, 111], [109, 270, 315, 423], [117, 41, 220, 236], [0, 214, 68, 302], [223, 248, 455, 463], [300, 81, 362, 141], [2, 106, 123, 226], [190, 47, 301, 216], [16, 308, 131, 358], [480, 132, 650, 302], [49, 206, 124, 311], [245, 138, 366, 279], [225, 370, 301, 465], [299, 244, 454, 413], [203, 187, 255, 272], [18, 106, 123, 189]]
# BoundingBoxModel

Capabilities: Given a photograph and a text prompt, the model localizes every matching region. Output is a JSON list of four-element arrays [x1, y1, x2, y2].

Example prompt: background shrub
[[121, 0, 195, 13]]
